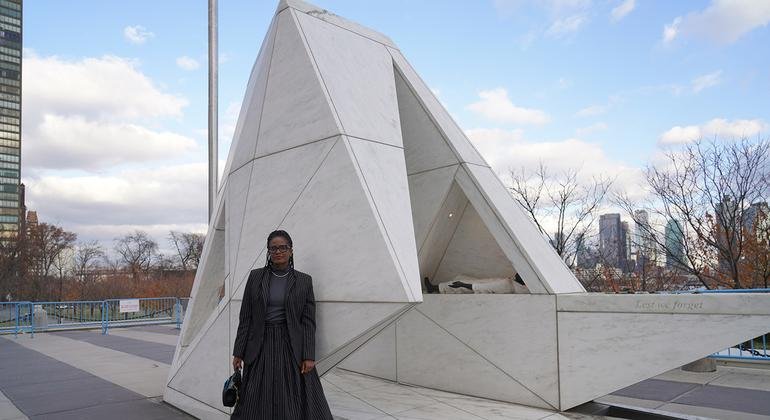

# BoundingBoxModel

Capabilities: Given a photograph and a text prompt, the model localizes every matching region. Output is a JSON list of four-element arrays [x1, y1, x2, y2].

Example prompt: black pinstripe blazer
[[232, 267, 317, 366]]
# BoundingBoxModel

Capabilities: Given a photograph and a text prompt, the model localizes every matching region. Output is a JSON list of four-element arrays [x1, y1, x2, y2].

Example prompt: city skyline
[[17, 0, 770, 250]]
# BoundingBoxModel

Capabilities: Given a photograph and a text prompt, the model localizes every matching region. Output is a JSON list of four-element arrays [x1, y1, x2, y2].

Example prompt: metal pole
[[208, 0, 219, 221]]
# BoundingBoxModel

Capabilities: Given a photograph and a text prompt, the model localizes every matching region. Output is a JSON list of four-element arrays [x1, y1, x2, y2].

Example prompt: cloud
[[576, 122, 608, 136], [467, 88, 550, 125], [691, 70, 722, 93], [24, 115, 197, 170], [659, 118, 767, 145], [546, 14, 588, 38], [123, 25, 154, 45], [176, 56, 200, 71], [610, 0, 636, 22], [662, 0, 770, 45], [575, 104, 608, 117], [24, 54, 187, 122]]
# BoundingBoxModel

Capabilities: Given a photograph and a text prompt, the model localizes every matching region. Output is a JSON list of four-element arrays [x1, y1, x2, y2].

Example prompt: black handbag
[[222, 369, 242, 407]]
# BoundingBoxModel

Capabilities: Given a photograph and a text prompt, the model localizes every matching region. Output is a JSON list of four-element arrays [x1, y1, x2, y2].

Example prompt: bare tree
[[168, 231, 205, 271], [114, 231, 158, 281], [617, 137, 770, 289], [73, 241, 105, 299], [26, 223, 77, 300], [508, 163, 614, 267]]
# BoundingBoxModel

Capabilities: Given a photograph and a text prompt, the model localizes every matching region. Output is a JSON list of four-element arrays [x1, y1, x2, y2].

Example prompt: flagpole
[[208, 0, 218, 222]]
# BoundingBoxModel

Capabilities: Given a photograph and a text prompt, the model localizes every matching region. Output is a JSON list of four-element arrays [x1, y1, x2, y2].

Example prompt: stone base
[[681, 358, 717, 373]]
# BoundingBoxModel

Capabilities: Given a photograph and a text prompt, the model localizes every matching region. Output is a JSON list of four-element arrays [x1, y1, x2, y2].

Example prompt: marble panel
[[226, 17, 277, 174], [254, 10, 341, 158], [168, 305, 231, 414], [557, 292, 770, 315], [347, 137, 421, 300], [416, 295, 559, 408], [278, 140, 413, 302], [558, 311, 770, 410], [453, 168, 546, 294], [278, 0, 396, 48], [338, 322, 397, 381], [315, 302, 405, 364], [389, 48, 486, 167], [347, 382, 437, 416], [231, 137, 337, 296], [164, 386, 229, 420], [408, 165, 459, 250], [418, 182, 468, 283], [297, 13, 402, 147], [226, 162, 253, 280], [433, 204, 517, 284], [395, 309, 554, 409], [462, 164, 584, 294], [395, 70, 459, 175]]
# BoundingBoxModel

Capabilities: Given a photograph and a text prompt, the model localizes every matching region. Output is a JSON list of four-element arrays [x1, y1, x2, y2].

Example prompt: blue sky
[[20, 0, 770, 249]]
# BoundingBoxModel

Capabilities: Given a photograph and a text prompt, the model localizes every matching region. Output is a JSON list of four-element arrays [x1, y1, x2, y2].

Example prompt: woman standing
[[231, 230, 332, 420]]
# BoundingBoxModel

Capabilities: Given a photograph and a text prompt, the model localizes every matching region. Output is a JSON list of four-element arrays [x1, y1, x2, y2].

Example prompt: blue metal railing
[[673, 288, 770, 361], [0, 297, 186, 337]]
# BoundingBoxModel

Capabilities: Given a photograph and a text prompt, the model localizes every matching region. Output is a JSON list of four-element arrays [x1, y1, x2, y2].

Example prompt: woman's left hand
[[300, 359, 316, 374]]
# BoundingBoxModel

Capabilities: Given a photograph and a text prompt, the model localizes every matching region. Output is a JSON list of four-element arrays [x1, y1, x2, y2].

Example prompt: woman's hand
[[300, 359, 315, 374], [233, 356, 243, 372]]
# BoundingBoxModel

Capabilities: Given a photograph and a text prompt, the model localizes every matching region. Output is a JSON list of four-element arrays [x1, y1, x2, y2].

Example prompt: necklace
[[270, 269, 289, 278]]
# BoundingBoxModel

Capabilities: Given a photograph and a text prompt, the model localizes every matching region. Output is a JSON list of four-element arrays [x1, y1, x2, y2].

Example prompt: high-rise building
[[665, 218, 685, 270], [634, 209, 657, 269], [743, 201, 769, 235], [599, 213, 627, 270], [0, 0, 21, 242]]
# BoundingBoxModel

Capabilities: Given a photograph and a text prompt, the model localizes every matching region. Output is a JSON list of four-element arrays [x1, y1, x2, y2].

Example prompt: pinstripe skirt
[[231, 323, 332, 420]]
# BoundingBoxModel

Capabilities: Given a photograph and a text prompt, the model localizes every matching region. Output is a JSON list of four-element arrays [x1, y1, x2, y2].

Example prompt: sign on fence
[[119, 299, 140, 313]]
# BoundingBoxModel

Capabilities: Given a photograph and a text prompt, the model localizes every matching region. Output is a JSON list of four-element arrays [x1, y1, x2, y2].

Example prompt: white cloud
[[467, 88, 550, 125], [659, 118, 767, 145], [24, 54, 187, 122], [575, 104, 608, 117], [691, 70, 722, 93], [546, 14, 588, 38], [123, 25, 154, 45], [25, 115, 197, 170], [176, 56, 200, 71], [662, 17, 682, 44], [576, 122, 608, 136], [464, 128, 524, 170], [662, 0, 770, 45], [611, 0, 636, 22]]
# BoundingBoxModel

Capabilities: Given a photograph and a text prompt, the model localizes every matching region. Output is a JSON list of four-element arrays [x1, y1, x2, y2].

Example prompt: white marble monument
[[165, 1, 770, 417]]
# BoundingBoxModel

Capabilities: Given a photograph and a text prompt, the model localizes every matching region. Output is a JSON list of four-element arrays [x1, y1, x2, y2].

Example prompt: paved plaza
[[1, 326, 769, 419]]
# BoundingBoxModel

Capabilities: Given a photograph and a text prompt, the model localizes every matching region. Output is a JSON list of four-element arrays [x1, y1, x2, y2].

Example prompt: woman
[[231, 230, 332, 420]]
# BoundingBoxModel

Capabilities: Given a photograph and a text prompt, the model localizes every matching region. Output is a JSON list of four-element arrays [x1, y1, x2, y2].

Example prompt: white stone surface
[[225, 18, 276, 174], [297, 13, 402, 147], [395, 70, 459, 175], [347, 137, 421, 299], [254, 9, 341, 158], [164, 387, 229, 420], [417, 182, 468, 283], [433, 204, 517, 284], [416, 295, 559, 408], [225, 162, 253, 280], [558, 292, 770, 314], [338, 322, 397, 381], [388, 48, 487, 167], [278, 139, 414, 302], [231, 137, 337, 296], [395, 308, 554, 409], [408, 165, 459, 250], [557, 311, 770, 409], [168, 305, 231, 414]]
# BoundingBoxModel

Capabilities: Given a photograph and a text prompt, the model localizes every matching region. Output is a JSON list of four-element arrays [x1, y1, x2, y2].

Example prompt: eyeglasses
[[268, 245, 292, 254]]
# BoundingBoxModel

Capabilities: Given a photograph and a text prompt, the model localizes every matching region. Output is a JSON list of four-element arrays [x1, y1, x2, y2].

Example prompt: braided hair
[[265, 229, 294, 270]]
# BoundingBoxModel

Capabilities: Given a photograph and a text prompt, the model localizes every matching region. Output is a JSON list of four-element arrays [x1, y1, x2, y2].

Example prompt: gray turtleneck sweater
[[265, 267, 289, 323]]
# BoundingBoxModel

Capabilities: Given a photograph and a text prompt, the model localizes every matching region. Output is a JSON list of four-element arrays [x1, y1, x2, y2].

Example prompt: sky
[[20, 0, 770, 252]]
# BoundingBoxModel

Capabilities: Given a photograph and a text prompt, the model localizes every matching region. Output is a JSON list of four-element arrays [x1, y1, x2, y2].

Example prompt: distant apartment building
[[599, 213, 627, 271], [0, 0, 21, 242], [665, 218, 685, 270]]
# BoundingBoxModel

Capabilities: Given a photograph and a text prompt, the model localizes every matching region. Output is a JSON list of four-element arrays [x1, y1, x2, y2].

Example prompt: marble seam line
[[413, 307, 557, 410], [168, 297, 230, 385], [317, 305, 405, 367], [555, 295, 562, 411], [415, 165, 461, 255], [167, 384, 228, 415], [235, 136, 339, 294], [287, 4, 398, 51], [556, 310, 770, 316], [347, 137, 418, 301], [407, 162, 460, 179], [428, 199, 469, 281]]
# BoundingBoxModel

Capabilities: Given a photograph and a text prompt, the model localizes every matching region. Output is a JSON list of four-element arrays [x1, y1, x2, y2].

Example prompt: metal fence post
[[175, 298, 182, 329], [101, 300, 108, 335], [14, 302, 18, 338], [29, 302, 34, 339]]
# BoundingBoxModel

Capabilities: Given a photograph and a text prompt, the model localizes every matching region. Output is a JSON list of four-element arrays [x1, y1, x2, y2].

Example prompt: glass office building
[[0, 0, 20, 241]]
